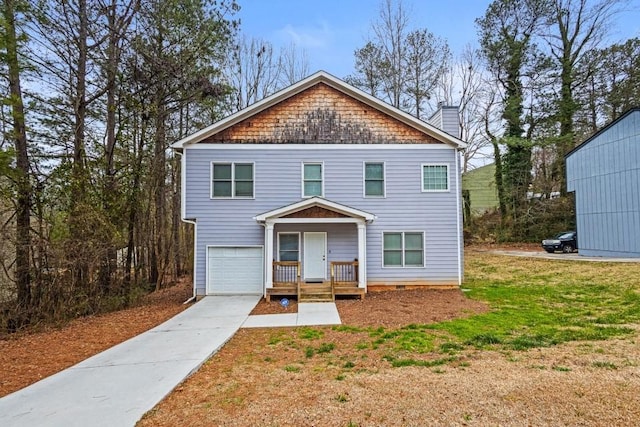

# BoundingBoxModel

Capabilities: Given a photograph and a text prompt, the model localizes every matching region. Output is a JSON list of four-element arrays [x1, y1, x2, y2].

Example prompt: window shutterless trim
[[381, 231, 425, 268], [363, 161, 386, 198], [301, 161, 324, 198], [210, 161, 255, 199], [421, 163, 450, 192], [277, 232, 301, 262]]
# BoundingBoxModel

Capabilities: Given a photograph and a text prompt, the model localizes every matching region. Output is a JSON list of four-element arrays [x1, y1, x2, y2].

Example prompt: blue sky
[[236, 0, 640, 79]]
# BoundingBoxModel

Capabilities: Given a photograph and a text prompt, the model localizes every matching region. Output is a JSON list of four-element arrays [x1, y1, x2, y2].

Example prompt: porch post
[[265, 221, 274, 289], [357, 221, 366, 288]]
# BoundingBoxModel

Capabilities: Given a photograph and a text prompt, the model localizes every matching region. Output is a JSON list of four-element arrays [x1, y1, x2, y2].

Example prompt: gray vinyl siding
[[566, 109, 640, 258], [184, 145, 462, 294], [427, 106, 460, 138]]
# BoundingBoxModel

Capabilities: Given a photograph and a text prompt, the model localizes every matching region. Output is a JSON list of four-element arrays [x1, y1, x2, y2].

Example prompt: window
[[383, 232, 424, 267], [303, 163, 323, 197], [278, 233, 299, 262], [422, 164, 449, 191], [364, 162, 385, 197], [211, 163, 254, 198]]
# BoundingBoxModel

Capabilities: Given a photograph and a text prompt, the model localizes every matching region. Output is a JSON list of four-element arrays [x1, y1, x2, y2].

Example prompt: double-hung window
[[303, 163, 323, 197], [364, 162, 385, 197], [278, 233, 300, 262], [211, 163, 254, 198], [383, 232, 424, 267], [421, 164, 449, 192]]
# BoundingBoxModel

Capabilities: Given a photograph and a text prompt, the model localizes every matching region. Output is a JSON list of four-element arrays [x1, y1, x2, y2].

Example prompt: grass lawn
[[138, 252, 640, 426]]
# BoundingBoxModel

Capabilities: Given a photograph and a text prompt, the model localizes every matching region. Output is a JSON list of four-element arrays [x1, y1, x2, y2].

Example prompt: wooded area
[[1, 0, 638, 331]]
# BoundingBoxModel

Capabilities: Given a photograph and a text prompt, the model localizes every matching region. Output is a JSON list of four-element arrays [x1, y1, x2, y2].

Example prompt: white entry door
[[303, 232, 326, 281]]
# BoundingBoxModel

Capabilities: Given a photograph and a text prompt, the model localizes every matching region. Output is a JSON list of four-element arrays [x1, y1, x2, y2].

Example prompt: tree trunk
[[491, 139, 507, 226], [70, 0, 90, 291], [3, 0, 32, 312], [151, 95, 167, 289]]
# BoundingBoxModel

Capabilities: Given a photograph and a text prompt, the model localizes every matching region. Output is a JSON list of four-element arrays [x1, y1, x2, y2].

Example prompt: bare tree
[[224, 37, 309, 113], [542, 0, 624, 192], [349, 0, 450, 117], [279, 42, 309, 86], [438, 46, 491, 172], [225, 36, 281, 111], [373, 0, 410, 108]]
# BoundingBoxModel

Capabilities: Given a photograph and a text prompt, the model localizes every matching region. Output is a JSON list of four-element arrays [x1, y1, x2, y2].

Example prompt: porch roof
[[254, 197, 376, 223]]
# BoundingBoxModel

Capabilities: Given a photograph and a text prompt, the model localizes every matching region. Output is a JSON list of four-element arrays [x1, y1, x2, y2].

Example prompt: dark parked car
[[542, 231, 578, 253]]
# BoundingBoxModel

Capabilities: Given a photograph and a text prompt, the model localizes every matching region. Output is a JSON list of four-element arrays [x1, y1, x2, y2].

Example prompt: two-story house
[[172, 71, 466, 301]]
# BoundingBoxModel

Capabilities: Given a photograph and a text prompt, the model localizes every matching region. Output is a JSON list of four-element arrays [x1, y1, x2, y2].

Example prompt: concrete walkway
[[242, 302, 341, 328], [0, 295, 261, 427]]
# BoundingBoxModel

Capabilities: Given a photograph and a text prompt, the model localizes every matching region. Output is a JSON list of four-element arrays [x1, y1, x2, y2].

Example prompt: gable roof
[[172, 71, 466, 149], [565, 107, 640, 159], [254, 197, 376, 222]]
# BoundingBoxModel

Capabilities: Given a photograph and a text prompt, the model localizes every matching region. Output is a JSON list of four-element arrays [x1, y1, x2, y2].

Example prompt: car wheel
[[562, 244, 574, 253], [544, 249, 554, 253]]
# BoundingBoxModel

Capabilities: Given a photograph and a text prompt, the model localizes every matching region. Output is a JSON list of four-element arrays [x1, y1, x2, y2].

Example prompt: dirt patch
[[337, 288, 489, 328], [250, 297, 299, 315], [0, 279, 192, 397], [250, 289, 489, 326]]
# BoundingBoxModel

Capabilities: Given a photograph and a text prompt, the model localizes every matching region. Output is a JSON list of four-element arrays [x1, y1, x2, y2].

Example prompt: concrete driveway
[[0, 295, 261, 427], [489, 250, 640, 263]]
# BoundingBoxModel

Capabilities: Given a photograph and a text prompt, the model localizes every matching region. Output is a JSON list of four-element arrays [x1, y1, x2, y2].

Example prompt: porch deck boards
[[266, 282, 364, 301], [267, 261, 363, 302]]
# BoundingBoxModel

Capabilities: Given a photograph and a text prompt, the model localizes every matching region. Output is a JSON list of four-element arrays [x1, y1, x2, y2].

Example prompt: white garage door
[[207, 246, 264, 294]]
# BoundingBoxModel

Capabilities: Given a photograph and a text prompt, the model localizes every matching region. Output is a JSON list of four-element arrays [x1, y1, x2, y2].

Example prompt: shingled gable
[[171, 71, 466, 148]]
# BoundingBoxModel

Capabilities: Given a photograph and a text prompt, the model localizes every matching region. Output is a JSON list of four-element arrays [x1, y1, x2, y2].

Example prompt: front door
[[303, 232, 326, 281]]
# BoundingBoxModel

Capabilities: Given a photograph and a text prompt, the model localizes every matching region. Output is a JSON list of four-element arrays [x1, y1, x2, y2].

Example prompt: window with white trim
[[211, 163, 254, 198], [278, 233, 300, 262], [303, 163, 323, 197], [364, 162, 385, 197], [421, 164, 449, 191], [383, 232, 424, 267]]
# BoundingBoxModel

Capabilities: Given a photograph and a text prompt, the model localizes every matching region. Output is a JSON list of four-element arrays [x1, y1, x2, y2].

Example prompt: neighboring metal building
[[462, 163, 499, 216], [566, 108, 640, 258]]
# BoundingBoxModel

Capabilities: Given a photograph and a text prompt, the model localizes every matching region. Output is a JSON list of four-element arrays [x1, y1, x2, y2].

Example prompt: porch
[[267, 260, 365, 302], [255, 197, 376, 302]]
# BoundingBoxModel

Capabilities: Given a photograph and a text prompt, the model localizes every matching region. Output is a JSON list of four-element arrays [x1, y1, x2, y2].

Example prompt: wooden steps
[[299, 283, 334, 302]]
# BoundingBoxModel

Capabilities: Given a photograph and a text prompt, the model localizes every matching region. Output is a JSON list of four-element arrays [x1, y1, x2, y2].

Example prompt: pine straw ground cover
[[0, 279, 192, 397], [139, 251, 640, 427]]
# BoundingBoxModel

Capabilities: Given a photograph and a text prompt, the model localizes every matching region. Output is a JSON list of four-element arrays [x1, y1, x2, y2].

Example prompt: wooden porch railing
[[330, 261, 358, 287], [272, 261, 300, 286], [268, 260, 363, 301]]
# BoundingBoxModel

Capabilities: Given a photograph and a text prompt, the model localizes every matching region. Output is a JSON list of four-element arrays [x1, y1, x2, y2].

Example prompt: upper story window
[[303, 162, 323, 197], [364, 162, 385, 197], [383, 232, 424, 267], [422, 164, 449, 192], [211, 162, 254, 198]]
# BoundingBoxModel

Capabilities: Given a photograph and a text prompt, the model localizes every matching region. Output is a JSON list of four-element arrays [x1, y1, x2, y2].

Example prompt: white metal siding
[[207, 247, 263, 294]]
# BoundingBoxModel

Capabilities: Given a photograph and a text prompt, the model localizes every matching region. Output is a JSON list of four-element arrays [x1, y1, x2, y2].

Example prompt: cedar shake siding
[[203, 83, 439, 144]]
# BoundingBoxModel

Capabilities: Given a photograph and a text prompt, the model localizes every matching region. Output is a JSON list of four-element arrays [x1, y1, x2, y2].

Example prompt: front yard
[[138, 250, 640, 426]]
